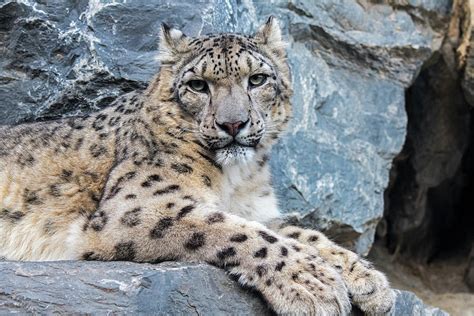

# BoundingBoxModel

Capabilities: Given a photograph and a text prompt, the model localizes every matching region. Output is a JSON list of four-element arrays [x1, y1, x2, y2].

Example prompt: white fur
[[0, 218, 82, 261], [157, 26, 187, 63], [64, 219, 87, 259], [215, 145, 255, 166], [255, 17, 287, 52], [218, 157, 281, 224], [0, 167, 85, 260]]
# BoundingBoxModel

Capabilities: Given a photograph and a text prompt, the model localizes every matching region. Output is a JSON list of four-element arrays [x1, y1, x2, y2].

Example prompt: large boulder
[[0, 0, 450, 253], [0, 261, 447, 315]]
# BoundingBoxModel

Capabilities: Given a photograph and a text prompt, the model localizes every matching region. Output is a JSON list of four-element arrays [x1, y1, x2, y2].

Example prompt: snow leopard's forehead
[[190, 34, 255, 73], [179, 33, 278, 82]]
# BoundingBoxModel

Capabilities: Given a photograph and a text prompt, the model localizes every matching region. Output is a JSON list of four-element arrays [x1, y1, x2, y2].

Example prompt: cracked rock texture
[[0, 0, 453, 255], [0, 261, 447, 315]]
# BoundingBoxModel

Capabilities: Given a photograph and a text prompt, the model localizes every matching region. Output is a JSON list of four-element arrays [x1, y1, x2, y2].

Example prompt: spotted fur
[[0, 17, 394, 315]]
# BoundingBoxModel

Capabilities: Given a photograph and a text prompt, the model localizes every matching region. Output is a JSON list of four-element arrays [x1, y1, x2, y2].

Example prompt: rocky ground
[[0, 260, 448, 315], [370, 243, 474, 316]]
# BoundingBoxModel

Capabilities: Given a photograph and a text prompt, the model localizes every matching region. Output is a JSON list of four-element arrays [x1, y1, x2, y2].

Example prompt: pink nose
[[217, 121, 246, 137]]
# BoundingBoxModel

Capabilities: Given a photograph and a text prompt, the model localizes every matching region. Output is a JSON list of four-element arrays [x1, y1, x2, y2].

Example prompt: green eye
[[249, 74, 267, 87], [188, 80, 208, 93]]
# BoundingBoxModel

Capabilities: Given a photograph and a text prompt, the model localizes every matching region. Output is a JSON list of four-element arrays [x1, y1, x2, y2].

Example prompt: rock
[[0, 0, 453, 255], [390, 290, 448, 316], [268, 0, 450, 254], [463, 49, 474, 107], [0, 261, 270, 315], [0, 260, 447, 315], [466, 244, 474, 291], [460, 0, 474, 107], [383, 0, 474, 261], [384, 50, 472, 260]]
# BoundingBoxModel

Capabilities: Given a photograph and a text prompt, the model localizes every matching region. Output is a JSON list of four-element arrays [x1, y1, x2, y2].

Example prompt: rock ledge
[[0, 261, 447, 315]]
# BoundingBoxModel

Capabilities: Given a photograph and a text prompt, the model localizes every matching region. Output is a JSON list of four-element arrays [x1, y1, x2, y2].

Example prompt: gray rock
[[460, 0, 474, 108], [463, 65, 474, 107], [390, 290, 448, 316], [466, 245, 474, 291], [0, 261, 271, 315], [384, 50, 472, 260], [382, 0, 474, 260], [0, 261, 447, 315], [0, 0, 452, 255], [267, 0, 450, 254]]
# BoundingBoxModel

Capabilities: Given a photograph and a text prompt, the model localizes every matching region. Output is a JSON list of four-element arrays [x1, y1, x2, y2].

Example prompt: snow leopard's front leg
[[75, 162, 350, 315], [80, 207, 351, 315], [277, 225, 395, 315]]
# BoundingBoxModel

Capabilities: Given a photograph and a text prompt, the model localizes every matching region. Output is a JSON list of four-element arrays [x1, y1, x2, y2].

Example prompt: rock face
[[466, 247, 474, 291], [382, 0, 474, 262], [384, 50, 472, 260], [389, 290, 448, 316], [0, 261, 447, 315], [0, 0, 453, 254], [461, 0, 474, 107]]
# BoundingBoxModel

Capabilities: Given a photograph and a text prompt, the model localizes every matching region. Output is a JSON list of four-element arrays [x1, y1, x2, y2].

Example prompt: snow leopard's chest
[[217, 162, 280, 224]]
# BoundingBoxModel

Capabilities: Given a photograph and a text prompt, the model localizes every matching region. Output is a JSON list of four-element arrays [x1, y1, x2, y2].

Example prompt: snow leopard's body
[[0, 18, 394, 315]]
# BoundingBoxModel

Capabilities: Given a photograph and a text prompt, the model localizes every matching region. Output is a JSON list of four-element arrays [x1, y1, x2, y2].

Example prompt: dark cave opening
[[381, 49, 474, 288]]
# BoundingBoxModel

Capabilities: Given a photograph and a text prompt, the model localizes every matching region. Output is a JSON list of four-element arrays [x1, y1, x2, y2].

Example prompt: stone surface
[[389, 289, 448, 316], [384, 50, 472, 260], [382, 0, 474, 263], [0, 260, 447, 315], [461, 0, 474, 107], [0, 261, 271, 315], [466, 245, 474, 291], [0, 0, 451, 254]]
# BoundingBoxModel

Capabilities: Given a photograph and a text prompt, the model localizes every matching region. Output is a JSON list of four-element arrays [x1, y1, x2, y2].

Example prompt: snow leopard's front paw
[[280, 226, 395, 315], [344, 258, 395, 315], [230, 240, 351, 315]]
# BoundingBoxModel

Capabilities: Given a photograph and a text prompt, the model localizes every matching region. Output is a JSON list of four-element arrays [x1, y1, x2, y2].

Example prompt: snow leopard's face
[[157, 17, 292, 166]]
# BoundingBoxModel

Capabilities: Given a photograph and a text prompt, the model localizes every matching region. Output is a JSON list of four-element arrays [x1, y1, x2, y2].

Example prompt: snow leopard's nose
[[216, 120, 248, 137]]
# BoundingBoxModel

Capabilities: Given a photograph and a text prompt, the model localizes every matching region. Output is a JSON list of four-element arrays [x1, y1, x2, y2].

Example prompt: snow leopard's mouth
[[221, 140, 256, 149], [210, 137, 261, 152], [214, 142, 256, 166]]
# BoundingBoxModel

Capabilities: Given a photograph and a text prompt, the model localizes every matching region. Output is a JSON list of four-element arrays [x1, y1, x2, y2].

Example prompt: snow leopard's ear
[[254, 16, 286, 57], [158, 23, 190, 64]]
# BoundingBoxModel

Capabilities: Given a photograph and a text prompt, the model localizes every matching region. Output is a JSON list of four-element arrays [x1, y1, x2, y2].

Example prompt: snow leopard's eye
[[188, 80, 208, 93], [248, 74, 267, 88]]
